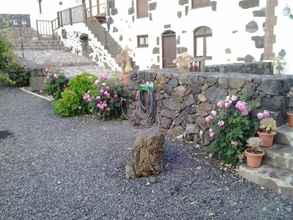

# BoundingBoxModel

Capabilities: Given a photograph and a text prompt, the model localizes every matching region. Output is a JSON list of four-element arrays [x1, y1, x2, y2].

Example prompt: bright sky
[[0, 0, 38, 14]]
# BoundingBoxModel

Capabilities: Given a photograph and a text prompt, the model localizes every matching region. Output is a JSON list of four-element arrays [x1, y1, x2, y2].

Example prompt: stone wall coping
[[143, 69, 293, 81]]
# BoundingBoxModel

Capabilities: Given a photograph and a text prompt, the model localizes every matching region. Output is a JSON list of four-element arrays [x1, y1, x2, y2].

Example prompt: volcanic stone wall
[[132, 69, 293, 145]]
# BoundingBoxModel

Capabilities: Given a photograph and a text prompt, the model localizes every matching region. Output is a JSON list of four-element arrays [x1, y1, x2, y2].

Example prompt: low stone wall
[[132, 70, 293, 145], [205, 62, 273, 75]]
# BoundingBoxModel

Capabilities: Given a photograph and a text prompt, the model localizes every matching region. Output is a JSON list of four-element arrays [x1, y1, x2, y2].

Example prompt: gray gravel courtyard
[[1, 87, 293, 220]]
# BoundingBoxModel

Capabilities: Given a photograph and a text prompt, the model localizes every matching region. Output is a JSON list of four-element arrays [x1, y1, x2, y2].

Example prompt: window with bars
[[191, 0, 211, 9], [137, 35, 148, 48], [137, 0, 148, 18]]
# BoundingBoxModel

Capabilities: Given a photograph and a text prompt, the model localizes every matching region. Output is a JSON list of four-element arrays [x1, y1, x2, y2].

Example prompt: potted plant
[[245, 137, 265, 168], [288, 111, 293, 128], [258, 117, 277, 148], [287, 87, 293, 128]]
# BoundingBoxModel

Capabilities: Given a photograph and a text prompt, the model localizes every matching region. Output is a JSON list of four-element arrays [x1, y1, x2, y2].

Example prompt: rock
[[207, 87, 226, 103], [229, 79, 245, 90], [160, 117, 172, 129], [126, 128, 165, 178], [167, 126, 185, 138], [184, 124, 197, 142], [198, 94, 207, 103], [174, 85, 187, 97]]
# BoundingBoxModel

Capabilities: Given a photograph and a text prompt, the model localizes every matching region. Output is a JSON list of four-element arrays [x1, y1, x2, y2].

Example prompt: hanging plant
[[283, 5, 293, 20]]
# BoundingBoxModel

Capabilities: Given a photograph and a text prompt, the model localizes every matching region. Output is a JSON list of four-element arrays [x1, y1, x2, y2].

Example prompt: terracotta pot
[[245, 149, 264, 168], [288, 112, 293, 128], [257, 131, 275, 148], [121, 73, 129, 86]]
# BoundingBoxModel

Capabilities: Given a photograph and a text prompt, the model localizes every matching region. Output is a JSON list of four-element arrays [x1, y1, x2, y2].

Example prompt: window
[[137, 35, 148, 48], [192, 0, 210, 9], [137, 0, 148, 18], [194, 26, 212, 59]]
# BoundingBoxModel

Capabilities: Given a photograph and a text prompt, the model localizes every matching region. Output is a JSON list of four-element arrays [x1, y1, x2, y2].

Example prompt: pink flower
[[263, 110, 270, 118], [205, 115, 214, 123], [209, 128, 215, 138], [231, 95, 238, 102], [103, 91, 110, 97], [211, 110, 217, 117], [224, 100, 232, 109], [218, 120, 225, 128], [100, 73, 108, 81], [235, 101, 249, 116], [217, 100, 225, 108], [83, 92, 92, 103], [257, 112, 264, 120]]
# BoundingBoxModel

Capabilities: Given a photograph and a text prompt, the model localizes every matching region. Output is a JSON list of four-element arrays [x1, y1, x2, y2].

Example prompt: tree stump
[[126, 128, 165, 179]]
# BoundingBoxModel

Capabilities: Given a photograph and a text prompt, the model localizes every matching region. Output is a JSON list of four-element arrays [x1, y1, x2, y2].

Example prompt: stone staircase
[[86, 17, 122, 58], [6, 27, 63, 50], [10, 27, 109, 78], [239, 125, 293, 197]]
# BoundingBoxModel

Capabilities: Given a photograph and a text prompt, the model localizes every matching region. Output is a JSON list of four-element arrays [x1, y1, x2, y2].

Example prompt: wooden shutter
[[192, 0, 210, 9], [137, 0, 148, 18]]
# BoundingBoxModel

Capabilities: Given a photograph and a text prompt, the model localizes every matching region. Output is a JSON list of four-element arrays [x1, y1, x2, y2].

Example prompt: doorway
[[162, 30, 176, 68]]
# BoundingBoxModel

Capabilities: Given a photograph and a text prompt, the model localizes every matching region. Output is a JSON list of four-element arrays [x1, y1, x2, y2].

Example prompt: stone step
[[239, 164, 293, 197], [276, 125, 293, 147], [265, 144, 293, 171], [14, 46, 63, 50]]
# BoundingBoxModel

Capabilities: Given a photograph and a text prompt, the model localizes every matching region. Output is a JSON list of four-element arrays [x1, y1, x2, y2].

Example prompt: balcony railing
[[57, 1, 107, 27]]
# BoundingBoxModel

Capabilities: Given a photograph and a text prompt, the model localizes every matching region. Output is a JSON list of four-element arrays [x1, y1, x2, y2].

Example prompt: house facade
[[1, 0, 292, 73]]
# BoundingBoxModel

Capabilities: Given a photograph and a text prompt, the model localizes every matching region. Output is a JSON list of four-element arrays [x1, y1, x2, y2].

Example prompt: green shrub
[[6, 63, 30, 87], [68, 73, 97, 97], [53, 89, 81, 117], [0, 36, 30, 86], [45, 74, 69, 100], [0, 73, 15, 86], [53, 73, 98, 117]]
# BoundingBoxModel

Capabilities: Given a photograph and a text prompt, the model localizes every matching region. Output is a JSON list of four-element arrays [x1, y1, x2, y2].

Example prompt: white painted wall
[[58, 23, 120, 71], [275, 0, 293, 74], [109, 0, 267, 70]]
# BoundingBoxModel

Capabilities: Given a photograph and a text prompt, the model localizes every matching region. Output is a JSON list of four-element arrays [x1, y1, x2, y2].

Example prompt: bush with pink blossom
[[53, 73, 132, 119], [207, 95, 258, 165]]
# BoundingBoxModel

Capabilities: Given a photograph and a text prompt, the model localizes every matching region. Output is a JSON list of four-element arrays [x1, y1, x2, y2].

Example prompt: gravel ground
[[1, 87, 293, 220]]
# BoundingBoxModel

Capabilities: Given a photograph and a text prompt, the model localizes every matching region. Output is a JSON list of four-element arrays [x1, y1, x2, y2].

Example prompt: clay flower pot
[[121, 73, 129, 86], [287, 112, 293, 128], [245, 149, 264, 168], [257, 131, 275, 148]]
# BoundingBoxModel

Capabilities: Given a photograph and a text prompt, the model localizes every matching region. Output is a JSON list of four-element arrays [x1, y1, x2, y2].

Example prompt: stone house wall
[[57, 23, 121, 71], [132, 70, 293, 145]]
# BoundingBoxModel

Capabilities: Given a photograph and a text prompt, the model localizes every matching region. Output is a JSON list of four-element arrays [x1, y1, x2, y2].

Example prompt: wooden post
[[89, 0, 93, 17], [82, 0, 88, 23], [97, 0, 100, 15], [51, 20, 55, 39], [69, 8, 73, 25], [36, 20, 40, 39]]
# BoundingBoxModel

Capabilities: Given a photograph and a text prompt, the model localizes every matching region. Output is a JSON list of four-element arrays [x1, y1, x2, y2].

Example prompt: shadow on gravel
[[0, 130, 13, 140]]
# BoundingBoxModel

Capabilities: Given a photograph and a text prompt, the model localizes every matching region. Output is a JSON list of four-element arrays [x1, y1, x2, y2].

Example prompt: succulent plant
[[246, 137, 263, 152], [259, 118, 277, 134]]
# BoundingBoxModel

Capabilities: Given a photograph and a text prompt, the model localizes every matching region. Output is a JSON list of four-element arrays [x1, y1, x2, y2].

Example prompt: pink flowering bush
[[207, 95, 258, 165], [53, 73, 131, 119]]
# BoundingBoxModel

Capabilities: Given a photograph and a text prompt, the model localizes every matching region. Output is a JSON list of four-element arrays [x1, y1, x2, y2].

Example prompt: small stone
[[174, 85, 187, 97], [198, 94, 207, 103]]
